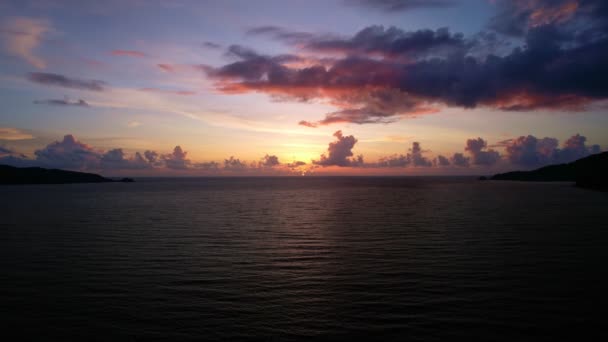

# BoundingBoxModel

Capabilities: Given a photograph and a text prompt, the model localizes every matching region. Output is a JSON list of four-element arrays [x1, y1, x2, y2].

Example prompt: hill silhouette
[[0, 164, 118, 184], [491, 152, 608, 191]]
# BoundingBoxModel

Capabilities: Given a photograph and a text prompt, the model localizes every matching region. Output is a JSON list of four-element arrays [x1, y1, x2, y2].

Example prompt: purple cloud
[[28, 72, 106, 91], [465, 138, 501, 166], [314, 130, 363, 167]]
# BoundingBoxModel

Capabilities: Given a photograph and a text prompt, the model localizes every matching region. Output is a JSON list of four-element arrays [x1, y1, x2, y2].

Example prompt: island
[[490, 152, 608, 191], [0, 164, 134, 185]]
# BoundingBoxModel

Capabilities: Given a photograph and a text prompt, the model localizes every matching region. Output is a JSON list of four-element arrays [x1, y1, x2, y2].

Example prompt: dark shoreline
[[0, 164, 133, 185]]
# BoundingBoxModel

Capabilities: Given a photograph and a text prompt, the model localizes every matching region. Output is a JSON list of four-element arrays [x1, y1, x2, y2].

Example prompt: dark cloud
[[28, 72, 106, 91], [163, 146, 190, 169], [503, 133, 601, 167], [144, 150, 160, 165], [504, 135, 558, 167], [465, 138, 501, 166], [305, 26, 468, 59], [345, 0, 455, 12], [436, 154, 450, 166], [451, 152, 470, 167], [314, 130, 363, 167], [261, 154, 280, 167], [195, 161, 220, 170], [100, 149, 151, 170], [205, 1, 608, 126], [33, 98, 89, 106], [377, 154, 409, 167], [203, 41, 222, 49], [224, 156, 248, 171], [410, 141, 432, 166]]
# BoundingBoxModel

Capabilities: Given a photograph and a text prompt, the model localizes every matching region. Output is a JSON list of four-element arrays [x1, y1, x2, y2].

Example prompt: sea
[[1, 177, 607, 340]]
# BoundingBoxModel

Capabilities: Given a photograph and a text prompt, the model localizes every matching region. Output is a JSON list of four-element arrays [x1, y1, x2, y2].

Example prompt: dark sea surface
[[1, 177, 607, 340]]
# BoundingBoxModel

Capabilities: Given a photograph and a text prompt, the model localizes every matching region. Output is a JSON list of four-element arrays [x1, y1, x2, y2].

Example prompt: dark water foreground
[[1, 177, 607, 340]]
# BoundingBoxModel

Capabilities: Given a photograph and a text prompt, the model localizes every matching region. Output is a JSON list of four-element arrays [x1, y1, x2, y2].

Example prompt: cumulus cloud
[[377, 141, 432, 167], [34, 98, 89, 106], [410, 141, 433, 166], [223, 156, 248, 171], [34, 134, 101, 170], [205, 0, 608, 126], [28, 72, 106, 91], [436, 154, 450, 166], [100, 149, 151, 170], [502, 133, 601, 167], [451, 152, 470, 167], [503, 135, 558, 167], [163, 146, 190, 169], [314, 130, 363, 166], [261, 154, 280, 167], [1, 17, 51, 69], [465, 138, 501, 166]]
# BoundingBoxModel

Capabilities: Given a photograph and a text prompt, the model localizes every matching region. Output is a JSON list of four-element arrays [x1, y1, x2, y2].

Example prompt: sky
[[0, 0, 607, 176]]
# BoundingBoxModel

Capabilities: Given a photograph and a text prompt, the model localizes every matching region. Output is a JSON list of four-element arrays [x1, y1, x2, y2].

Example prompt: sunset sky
[[1, 0, 606, 175]]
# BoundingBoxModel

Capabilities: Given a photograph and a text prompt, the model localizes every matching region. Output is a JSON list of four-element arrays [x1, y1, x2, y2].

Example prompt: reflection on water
[[1, 177, 607, 340]]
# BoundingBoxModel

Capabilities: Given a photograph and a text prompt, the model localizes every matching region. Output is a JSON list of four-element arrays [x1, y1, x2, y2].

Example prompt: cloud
[[503, 135, 558, 167], [100, 149, 151, 170], [0, 127, 34, 140], [304, 26, 469, 59], [203, 41, 222, 49], [451, 152, 470, 167], [246, 26, 316, 45], [345, 0, 455, 12], [410, 141, 433, 166], [28, 72, 106, 91], [1, 17, 52, 69], [314, 130, 363, 166], [465, 138, 501, 166], [261, 154, 280, 167], [127, 121, 142, 128], [223, 156, 248, 171], [139, 88, 196, 96], [0, 146, 27, 161], [111, 49, 147, 57], [163, 146, 190, 169], [205, 2, 608, 126], [436, 155, 450, 166], [195, 161, 220, 170], [377, 154, 409, 167], [34, 134, 101, 170], [377, 141, 432, 167], [157, 63, 175, 72], [502, 133, 601, 167], [487, 0, 601, 37], [33, 98, 89, 106]]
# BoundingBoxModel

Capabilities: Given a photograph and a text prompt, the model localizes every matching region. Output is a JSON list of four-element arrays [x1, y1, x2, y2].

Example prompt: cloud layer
[[0, 132, 602, 175], [205, 0, 608, 126]]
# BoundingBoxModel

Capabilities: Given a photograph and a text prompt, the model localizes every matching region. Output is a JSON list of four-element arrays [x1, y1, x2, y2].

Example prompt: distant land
[[0, 164, 133, 185], [491, 152, 608, 191]]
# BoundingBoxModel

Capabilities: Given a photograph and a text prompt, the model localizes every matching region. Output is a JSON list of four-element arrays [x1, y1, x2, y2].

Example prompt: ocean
[[1, 177, 606, 340]]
